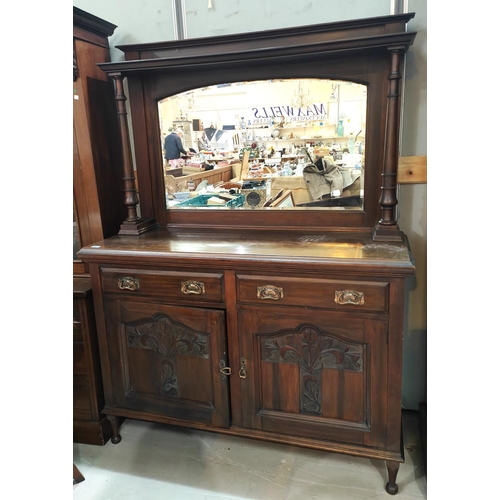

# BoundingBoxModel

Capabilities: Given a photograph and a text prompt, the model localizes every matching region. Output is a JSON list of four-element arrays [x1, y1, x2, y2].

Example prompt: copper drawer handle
[[257, 285, 284, 301], [117, 277, 140, 291], [334, 290, 365, 306], [181, 280, 205, 295]]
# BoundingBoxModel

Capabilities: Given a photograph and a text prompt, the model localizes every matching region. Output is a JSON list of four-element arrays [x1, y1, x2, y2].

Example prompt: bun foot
[[111, 435, 122, 444], [385, 482, 398, 495], [108, 415, 122, 444]]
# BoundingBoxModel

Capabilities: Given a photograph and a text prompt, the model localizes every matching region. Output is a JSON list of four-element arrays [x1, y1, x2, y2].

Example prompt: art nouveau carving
[[261, 324, 364, 415], [126, 313, 209, 396]]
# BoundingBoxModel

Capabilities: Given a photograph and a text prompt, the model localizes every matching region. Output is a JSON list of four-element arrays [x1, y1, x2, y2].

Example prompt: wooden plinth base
[[73, 417, 112, 446], [119, 218, 157, 235], [372, 223, 404, 242]]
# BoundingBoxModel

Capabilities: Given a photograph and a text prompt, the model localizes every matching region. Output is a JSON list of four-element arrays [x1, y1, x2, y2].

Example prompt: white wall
[[73, 0, 427, 410], [74, 0, 391, 62], [399, 0, 427, 409]]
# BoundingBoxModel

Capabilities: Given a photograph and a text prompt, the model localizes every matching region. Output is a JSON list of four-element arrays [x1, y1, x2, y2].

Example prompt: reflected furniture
[[78, 13, 416, 494], [73, 7, 125, 445], [165, 163, 237, 196], [159, 79, 367, 208]]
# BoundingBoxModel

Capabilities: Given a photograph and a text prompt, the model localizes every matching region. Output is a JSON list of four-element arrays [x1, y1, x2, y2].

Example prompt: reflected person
[[164, 129, 190, 168]]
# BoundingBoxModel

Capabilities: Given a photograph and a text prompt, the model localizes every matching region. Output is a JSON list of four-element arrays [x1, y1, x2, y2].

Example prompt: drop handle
[[257, 285, 284, 300], [334, 290, 365, 306], [117, 277, 140, 291], [219, 360, 231, 380], [239, 358, 247, 379], [181, 280, 205, 295]]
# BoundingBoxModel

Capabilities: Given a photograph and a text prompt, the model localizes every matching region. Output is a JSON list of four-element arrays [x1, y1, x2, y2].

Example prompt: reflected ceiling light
[[291, 81, 312, 108]]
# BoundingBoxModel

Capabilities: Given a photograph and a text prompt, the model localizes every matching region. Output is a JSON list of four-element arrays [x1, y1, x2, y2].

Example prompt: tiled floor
[[73, 412, 426, 499]]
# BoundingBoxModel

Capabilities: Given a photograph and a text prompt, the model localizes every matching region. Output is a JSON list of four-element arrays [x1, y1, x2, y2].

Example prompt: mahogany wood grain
[[386, 460, 401, 495], [386, 278, 407, 452], [236, 274, 389, 312], [73, 8, 122, 444], [102, 405, 404, 462], [237, 306, 387, 448], [77, 13, 417, 494], [100, 267, 224, 303], [102, 299, 230, 428], [73, 464, 85, 484], [78, 224, 413, 492], [73, 277, 111, 445], [73, 6, 126, 277], [78, 228, 415, 278], [97, 15, 416, 236], [223, 270, 244, 427], [89, 263, 116, 407], [375, 49, 404, 233]]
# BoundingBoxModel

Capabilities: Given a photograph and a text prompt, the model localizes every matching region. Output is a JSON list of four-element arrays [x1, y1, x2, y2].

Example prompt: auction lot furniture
[[79, 13, 416, 494]]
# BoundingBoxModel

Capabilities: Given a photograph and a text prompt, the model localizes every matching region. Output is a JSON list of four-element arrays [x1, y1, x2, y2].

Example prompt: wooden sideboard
[[78, 12, 417, 494], [79, 227, 414, 494]]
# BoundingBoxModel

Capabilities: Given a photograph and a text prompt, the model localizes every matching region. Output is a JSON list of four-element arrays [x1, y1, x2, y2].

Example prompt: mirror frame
[[99, 14, 416, 236]]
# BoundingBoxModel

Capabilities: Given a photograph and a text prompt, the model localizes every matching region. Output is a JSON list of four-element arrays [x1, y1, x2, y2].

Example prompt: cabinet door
[[104, 298, 230, 428], [238, 307, 388, 449]]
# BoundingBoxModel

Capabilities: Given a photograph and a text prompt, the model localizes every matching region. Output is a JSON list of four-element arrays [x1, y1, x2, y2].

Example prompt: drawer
[[101, 267, 224, 303], [237, 275, 388, 312]]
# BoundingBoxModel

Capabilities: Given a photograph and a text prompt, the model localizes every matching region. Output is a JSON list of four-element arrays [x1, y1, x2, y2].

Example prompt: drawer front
[[237, 275, 388, 312], [101, 268, 224, 303]]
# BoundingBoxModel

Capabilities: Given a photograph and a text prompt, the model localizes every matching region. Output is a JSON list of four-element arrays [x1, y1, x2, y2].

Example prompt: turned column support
[[110, 72, 157, 235], [373, 46, 406, 242]]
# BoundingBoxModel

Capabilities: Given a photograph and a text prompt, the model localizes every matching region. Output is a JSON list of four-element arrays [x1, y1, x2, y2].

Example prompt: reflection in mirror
[[73, 208, 81, 260], [158, 79, 366, 211]]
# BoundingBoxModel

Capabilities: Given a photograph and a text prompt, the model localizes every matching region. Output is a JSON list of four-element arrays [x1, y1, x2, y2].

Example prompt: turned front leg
[[385, 460, 400, 495], [108, 415, 122, 444]]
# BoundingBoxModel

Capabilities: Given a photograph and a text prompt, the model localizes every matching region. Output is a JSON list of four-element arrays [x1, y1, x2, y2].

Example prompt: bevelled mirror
[[158, 78, 366, 211]]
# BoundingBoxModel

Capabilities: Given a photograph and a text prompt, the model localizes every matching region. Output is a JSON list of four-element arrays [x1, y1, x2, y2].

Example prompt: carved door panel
[[238, 307, 388, 448], [104, 298, 230, 428]]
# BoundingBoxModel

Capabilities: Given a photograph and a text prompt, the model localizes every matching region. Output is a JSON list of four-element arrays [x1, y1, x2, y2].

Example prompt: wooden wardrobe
[[73, 6, 125, 445]]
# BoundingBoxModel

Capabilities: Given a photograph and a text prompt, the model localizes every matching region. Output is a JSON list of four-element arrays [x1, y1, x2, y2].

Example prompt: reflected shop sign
[[250, 103, 327, 124]]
